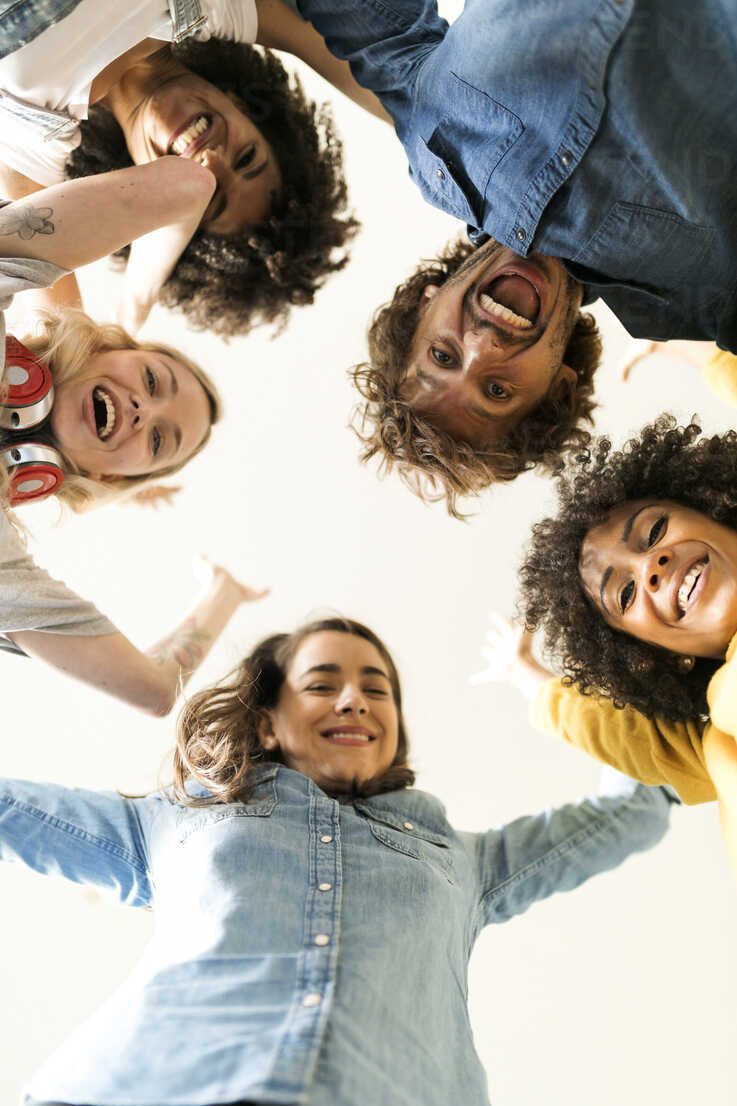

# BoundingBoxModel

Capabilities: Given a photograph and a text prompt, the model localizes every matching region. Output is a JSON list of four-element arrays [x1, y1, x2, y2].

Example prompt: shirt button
[[320, 834, 333, 843], [436, 168, 445, 180], [318, 882, 332, 892], [516, 227, 526, 243], [560, 149, 572, 166], [314, 933, 330, 946], [403, 821, 414, 831], [303, 992, 322, 1007]]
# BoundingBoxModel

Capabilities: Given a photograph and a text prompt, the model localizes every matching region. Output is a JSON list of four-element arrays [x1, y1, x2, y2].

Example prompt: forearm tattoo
[[0, 204, 54, 241], [151, 618, 209, 670]]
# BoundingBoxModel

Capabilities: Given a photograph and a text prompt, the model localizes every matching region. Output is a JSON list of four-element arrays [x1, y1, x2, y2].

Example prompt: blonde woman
[[0, 156, 267, 714]]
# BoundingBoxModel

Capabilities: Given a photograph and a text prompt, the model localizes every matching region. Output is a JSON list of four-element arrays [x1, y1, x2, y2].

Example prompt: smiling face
[[579, 499, 737, 659], [258, 631, 401, 794], [108, 62, 282, 234], [402, 242, 582, 444], [50, 349, 212, 478]]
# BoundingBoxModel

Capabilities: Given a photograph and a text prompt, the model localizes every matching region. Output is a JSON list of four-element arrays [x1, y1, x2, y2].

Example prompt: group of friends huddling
[[1, 0, 735, 1103]]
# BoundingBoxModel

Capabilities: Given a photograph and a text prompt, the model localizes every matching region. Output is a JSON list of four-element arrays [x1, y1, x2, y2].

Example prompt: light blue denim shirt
[[297, 0, 737, 350], [0, 765, 674, 1105]]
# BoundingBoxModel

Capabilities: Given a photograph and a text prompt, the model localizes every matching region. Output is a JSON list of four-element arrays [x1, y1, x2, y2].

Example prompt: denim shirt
[[297, 0, 737, 350], [0, 765, 673, 1105]]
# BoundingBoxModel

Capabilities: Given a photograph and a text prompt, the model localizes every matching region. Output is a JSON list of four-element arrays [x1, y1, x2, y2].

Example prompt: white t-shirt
[[0, 256, 117, 652], [0, 0, 258, 185]]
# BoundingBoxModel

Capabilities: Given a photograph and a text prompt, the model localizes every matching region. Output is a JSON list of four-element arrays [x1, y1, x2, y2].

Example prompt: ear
[[551, 362, 578, 397], [257, 712, 279, 751], [421, 283, 440, 306]]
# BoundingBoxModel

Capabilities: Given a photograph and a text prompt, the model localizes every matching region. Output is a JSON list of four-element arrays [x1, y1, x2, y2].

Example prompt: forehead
[[288, 631, 387, 676]]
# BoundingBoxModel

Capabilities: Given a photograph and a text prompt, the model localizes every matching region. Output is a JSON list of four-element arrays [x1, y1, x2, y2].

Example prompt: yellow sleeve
[[706, 649, 737, 740], [531, 678, 716, 804], [703, 726, 737, 886], [701, 350, 737, 408]]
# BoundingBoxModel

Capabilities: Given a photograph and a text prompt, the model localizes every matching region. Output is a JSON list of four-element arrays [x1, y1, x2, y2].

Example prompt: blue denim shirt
[[0, 765, 673, 1105], [297, 0, 737, 350]]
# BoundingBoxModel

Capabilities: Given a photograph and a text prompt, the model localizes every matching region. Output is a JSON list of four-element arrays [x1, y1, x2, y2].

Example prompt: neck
[[97, 44, 180, 121]]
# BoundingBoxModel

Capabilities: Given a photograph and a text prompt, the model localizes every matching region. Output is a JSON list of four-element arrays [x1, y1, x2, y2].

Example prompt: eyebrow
[[300, 663, 390, 680], [414, 366, 505, 425], [597, 505, 652, 612]]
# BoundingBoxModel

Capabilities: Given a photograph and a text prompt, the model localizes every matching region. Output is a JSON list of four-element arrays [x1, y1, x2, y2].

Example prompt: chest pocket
[[176, 772, 278, 843], [414, 72, 524, 226], [356, 803, 454, 883]]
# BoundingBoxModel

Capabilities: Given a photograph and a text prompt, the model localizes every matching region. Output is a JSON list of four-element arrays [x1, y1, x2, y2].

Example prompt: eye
[[485, 381, 509, 400], [430, 346, 454, 367], [305, 683, 334, 693], [151, 426, 161, 457], [236, 144, 256, 172], [145, 367, 157, 396], [647, 515, 667, 547], [619, 580, 635, 613], [365, 686, 388, 697]]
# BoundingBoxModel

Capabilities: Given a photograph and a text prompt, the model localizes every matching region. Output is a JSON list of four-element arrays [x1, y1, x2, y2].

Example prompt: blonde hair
[[6, 309, 221, 513]]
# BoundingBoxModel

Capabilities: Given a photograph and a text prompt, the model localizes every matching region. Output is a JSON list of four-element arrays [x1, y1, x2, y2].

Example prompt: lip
[[672, 554, 710, 620], [321, 725, 376, 745], [84, 382, 123, 445], [167, 112, 215, 158], [475, 257, 548, 335]]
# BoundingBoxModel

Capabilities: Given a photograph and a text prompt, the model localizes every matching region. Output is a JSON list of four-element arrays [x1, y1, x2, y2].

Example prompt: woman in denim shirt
[[5, 615, 675, 1106]]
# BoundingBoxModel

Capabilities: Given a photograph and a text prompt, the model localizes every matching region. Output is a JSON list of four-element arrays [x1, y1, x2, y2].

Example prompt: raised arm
[[6, 560, 269, 717], [473, 770, 675, 926]]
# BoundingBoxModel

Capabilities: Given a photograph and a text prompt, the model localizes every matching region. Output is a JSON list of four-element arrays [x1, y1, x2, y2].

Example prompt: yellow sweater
[[702, 349, 737, 407], [529, 633, 737, 804]]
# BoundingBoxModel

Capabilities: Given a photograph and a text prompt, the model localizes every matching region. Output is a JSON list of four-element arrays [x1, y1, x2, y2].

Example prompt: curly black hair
[[352, 237, 601, 517], [66, 40, 358, 336], [518, 416, 737, 722]]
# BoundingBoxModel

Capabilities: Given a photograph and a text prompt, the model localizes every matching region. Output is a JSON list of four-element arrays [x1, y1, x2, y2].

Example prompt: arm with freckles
[[7, 561, 269, 717]]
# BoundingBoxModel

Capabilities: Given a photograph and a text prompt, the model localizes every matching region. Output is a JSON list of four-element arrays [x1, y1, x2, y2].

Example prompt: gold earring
[[677, 654, 695, 673]]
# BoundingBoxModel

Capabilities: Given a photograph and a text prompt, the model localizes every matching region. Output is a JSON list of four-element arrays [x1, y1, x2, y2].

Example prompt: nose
[[129, 392, 152, 430], [462, 327, 505, 373], [333, 684, 368, 716], [641, 547, 672, 591]]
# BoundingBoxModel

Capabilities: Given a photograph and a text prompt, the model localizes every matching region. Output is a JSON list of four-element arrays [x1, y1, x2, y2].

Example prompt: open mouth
[[478, 273, 541, 330], [676, 556, 708, 616], [321, 728, 375, 745], [168, 114, 213, 157], [92, 386, 116, 441]]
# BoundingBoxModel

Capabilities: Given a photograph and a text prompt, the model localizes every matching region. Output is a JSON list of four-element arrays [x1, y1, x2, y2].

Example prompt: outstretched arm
[[7, 561, 269, 716], [703, 726, 737, 886], [255, 0, 391, 123]]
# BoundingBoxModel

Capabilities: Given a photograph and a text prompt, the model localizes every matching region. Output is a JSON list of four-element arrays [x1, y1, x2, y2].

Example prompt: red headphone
[[1, 336, 64, 506]]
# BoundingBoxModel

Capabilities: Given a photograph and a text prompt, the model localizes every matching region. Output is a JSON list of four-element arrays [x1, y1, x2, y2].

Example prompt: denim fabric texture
[[1, 764, 673, 1106], [0, 0, 205, 62], [297, 0, 737, 350]]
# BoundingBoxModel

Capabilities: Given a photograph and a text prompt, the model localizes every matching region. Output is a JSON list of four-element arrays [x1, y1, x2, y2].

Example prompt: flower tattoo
[[0, 205, 55, 241]]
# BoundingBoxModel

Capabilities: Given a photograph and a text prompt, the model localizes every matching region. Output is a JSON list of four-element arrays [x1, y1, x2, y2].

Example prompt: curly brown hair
[[518, 416, 737, 722], [172, 616, 416, 805], [352, 238, 601, 518], [66, 41, 358, 337]]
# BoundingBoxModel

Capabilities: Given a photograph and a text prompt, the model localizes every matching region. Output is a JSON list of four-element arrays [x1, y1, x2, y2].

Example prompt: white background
[[2, 9, 736, 1104]]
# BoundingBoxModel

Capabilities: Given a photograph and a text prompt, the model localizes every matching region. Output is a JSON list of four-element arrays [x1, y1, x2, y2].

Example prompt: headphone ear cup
[[2, 336, 54, 429], [2, 442, 65, 506]]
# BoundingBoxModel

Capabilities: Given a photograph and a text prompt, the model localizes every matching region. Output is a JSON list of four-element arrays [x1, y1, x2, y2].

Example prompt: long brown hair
[[173, 617, 415, 806]]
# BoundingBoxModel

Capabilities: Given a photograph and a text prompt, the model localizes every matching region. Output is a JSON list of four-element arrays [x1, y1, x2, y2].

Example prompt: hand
[[193, 556, 270, 604], [619, 340, 661, 382], [470, 612, 552, 700], [469, 612, 534, 685]]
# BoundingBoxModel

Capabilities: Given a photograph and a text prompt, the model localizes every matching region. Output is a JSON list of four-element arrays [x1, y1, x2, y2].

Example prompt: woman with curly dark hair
[[475, 416, 737, 879], [0, 0, 388, 334]]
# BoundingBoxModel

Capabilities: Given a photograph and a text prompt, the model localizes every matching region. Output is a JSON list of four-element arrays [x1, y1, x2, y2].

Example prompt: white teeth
[[677, 560, 706, 614], [479, 292, 533, 328], [93, 387, 115, 440], [324, 733, 371, 742], [171, 115, 209, 155]]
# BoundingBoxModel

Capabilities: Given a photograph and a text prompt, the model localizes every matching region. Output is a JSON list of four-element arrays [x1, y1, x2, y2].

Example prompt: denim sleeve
[[472, 769, 675, 926], [295, 0, 446, 133], [0, 778, 152, 907]]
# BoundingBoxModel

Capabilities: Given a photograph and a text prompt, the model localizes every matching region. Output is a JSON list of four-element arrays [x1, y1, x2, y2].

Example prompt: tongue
[[487, 275, 539, 323]]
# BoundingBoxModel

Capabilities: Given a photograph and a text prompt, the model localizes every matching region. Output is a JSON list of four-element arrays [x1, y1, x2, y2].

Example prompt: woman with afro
[[0, 0, 389, 334], [476, 416, 737, 882]]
